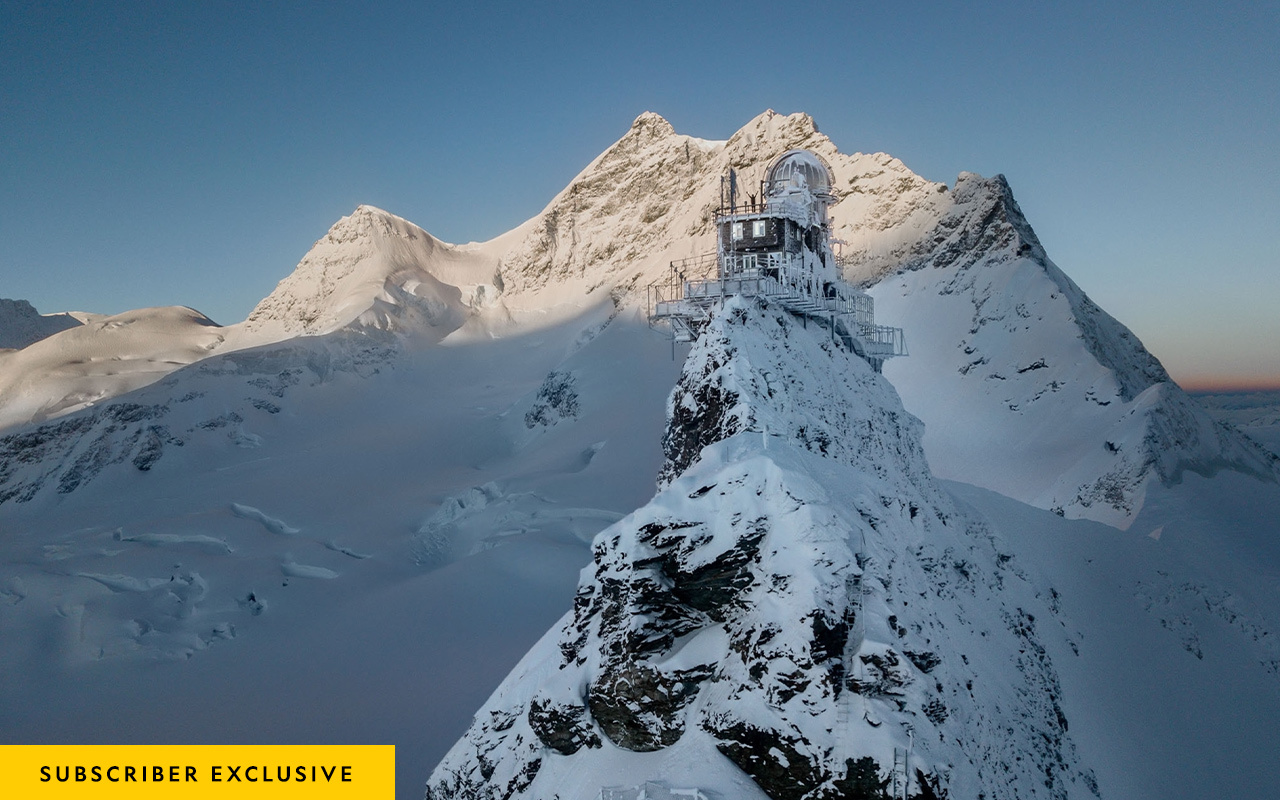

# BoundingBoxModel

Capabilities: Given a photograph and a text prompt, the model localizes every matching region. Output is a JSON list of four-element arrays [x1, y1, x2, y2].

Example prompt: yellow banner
[[0, 745, 394, 798]]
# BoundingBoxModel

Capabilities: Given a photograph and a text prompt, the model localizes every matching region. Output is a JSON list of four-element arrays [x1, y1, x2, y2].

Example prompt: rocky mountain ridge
[[426, 297, 1096, 800]]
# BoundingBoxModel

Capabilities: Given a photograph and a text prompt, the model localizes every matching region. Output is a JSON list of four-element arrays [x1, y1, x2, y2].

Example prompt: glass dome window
[[765, 150, 833, 198]]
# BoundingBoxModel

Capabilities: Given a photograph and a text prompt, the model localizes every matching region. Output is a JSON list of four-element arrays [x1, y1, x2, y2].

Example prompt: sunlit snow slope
[[0, 306, 225, 431]]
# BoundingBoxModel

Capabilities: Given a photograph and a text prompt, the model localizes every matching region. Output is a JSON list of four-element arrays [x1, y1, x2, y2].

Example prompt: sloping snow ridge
[[0, 298, 82, 350], [0, 207, 504, 433], [426, 298, 1096, 800], [0, 305, 225, 431], [1197, 391, 1280, 456]]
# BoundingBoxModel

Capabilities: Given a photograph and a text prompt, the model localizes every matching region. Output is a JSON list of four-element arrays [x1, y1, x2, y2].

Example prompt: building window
[[752, 220, 766, 237], [731, 222, 743, 240]]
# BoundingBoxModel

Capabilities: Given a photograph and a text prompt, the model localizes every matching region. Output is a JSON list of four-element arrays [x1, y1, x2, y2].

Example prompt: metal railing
[[715, 195, 818, 228], [646, 254, 907, 358], [858, 324, 909, 357]]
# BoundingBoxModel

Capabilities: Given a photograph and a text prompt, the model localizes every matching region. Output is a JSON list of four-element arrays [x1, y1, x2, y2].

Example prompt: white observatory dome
[[765, 149, 833, 198]]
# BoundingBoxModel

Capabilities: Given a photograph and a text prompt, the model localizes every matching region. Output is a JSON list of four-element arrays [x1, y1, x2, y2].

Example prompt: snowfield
[[1, 110, 1277, 799]]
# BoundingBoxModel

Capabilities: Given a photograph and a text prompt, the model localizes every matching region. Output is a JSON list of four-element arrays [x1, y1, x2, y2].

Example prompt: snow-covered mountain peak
[[903, 170, 1050, 276], [0, 305, 225, 430], [871, 170, 1277, 526], [5, 112, 1271, 528], [494, 117, 723, 299], [320, 203, 413, 245], [231, 204, 500, 348], [628, 111, 677, 140]]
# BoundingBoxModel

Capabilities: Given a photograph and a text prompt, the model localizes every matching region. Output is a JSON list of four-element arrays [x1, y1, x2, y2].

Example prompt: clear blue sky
[[2, 1, 1277, 389]]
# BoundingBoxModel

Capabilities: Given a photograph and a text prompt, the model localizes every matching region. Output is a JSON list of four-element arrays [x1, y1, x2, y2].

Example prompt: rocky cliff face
[[425, 299, 1097, 800]]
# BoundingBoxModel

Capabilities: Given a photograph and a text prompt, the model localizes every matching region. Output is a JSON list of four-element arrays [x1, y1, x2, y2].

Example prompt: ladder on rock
[[833, 569, 866, 762], [892, 747, 909, 800]]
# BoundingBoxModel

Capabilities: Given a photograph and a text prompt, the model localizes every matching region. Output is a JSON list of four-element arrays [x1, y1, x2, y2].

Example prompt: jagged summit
[[426, 297, 1094, 800], [725, 110, 823, 162], [629, 111, 677, 139]]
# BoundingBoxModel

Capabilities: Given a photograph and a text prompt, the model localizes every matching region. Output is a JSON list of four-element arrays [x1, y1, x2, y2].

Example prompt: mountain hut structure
[[648, 149, 906, 370]]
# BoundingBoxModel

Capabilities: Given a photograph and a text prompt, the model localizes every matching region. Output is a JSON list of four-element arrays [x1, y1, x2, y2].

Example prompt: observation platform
[[646, 254, 907, 364]]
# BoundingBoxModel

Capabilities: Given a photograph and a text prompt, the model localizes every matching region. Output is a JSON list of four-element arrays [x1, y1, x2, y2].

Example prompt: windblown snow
[[2, 110, 1277, 800]]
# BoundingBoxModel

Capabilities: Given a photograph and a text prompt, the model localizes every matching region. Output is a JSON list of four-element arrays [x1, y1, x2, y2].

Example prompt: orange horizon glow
[[1175, 375, 1280, 394]]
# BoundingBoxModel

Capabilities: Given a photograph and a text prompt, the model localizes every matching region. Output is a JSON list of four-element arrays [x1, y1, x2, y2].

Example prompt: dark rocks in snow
[[903, 649, 942, 675], [0, 402, 182, 503], [649, 516, 764, 621], [832, 756, 892, 800], [527, 695, 601, 755], [708, 718, 828, 799], [659, 350, 740, 486], [524, 370, 579, 428], [588, 661, 697, 751], [132, 425, 184, 471], [851, 649, 912, 700], [810, 608, 856, 672]]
